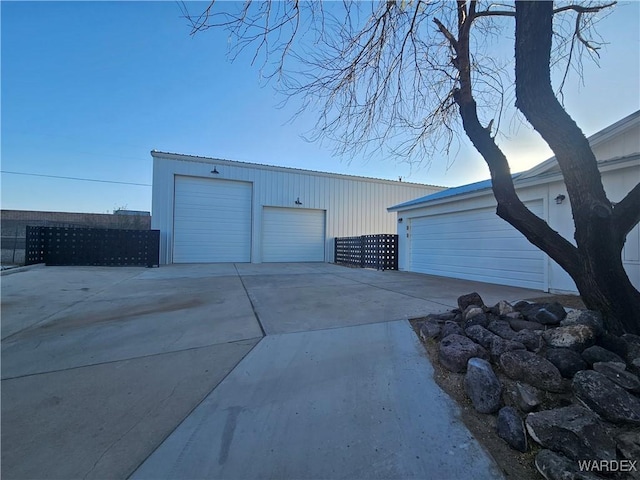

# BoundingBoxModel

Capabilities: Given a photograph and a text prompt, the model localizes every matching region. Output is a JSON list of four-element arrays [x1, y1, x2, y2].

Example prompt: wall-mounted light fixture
[[211, 167, 219, 174], [398, 217, 403, 223], [295, 197, 302, 205], [555, 194, 566, 205]]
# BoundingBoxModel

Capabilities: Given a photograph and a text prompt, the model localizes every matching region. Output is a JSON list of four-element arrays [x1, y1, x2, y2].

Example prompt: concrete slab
[[1, 339, 260, 480], [249, 282, 450, 335], [1, 266, 142, 340], [2, 274, 262, 378], [131, 320, 504, 480]]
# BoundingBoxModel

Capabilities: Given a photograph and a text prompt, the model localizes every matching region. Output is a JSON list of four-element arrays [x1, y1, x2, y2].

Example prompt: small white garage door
[[173, 176, 252, 263], [409, 200, 545, 290], [262, 207, 325, 262]]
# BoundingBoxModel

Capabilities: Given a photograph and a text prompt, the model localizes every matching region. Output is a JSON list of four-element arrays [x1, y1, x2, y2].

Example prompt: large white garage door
[[409, 200, 545, 290], [262, 207, 325, 262], [173, 176, 252, 263]]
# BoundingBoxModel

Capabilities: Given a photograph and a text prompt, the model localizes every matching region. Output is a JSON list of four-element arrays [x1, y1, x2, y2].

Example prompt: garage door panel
[[262, 207, 325, 262], [409, 201, 544, 290], [173, 176, 252, 263]]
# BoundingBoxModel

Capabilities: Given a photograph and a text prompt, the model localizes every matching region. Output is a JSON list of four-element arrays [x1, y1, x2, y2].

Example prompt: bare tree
[[181, 0, 640, 335]]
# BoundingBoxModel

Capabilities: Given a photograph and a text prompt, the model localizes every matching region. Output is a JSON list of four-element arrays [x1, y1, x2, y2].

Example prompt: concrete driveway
[[1, 263, 548, 479]]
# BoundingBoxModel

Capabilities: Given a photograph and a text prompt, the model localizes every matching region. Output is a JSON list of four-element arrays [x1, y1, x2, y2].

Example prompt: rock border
[[413, 292, 640, 480]]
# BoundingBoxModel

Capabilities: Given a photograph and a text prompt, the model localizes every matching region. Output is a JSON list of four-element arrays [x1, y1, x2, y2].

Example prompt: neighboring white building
[[151, 151, 443, 264], [389, 111, 640, 293]]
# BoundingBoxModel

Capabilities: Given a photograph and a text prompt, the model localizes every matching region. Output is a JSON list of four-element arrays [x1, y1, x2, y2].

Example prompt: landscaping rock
[[465, 325, 499, 349], [573, 370, 640, 426], [581, 345, 625, 366], [512, 329, 543, 352], [463, 313, 489, 330], [464, 357, 502, 414], [426, 311, 458, 322], [508, 318, 545, 332], [593, 361, 640, 393], [616, 429, 640, 479], [598, 332, 629, 361], [489, 337, 526, 362], [513, 300, 532, 312], [496, 406, 527, 452], [544, 348, 588, 379], [463, 305, 485, 321], [441, 321, 464, 339], [457, 292, 485, 311], [622, 333, 640, 363], [521, 302, 567, 325], [512, 382, 542, 413], [495, 300, 515, 316], [487, 320, 518, 340], [500, 350, 565, 392], [560, 309, 604, 337], [419, 321, 441, 341], [542, 324, 596, 352], [525, 405, 617, 461], [439, 334, 489, 373], [535, 449, 602, 480]]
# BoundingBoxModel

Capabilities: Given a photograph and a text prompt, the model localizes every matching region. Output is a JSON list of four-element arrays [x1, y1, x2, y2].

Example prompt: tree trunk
[[513, 1, 640, 335]]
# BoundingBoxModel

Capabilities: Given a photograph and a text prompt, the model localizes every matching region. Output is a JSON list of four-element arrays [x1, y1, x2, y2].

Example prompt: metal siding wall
[[152, 154, 441, 264]]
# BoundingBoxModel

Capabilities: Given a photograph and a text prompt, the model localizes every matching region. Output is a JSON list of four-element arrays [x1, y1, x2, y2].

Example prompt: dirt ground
[[410, 294, 585, 480]]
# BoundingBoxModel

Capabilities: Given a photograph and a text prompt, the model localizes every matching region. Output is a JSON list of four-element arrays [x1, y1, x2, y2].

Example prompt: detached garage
[[151, 151, 442, 264], [389, 110, 640, 293]]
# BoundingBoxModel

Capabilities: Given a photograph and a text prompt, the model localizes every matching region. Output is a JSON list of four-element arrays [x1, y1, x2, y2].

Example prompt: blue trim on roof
[[389, 173, 522, 210]]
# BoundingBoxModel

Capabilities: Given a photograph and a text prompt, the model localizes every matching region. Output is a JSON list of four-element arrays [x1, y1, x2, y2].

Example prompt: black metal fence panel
[[25, 226, 160, 267], [25, 226, 46, 265], [334, 234, 398, 270]]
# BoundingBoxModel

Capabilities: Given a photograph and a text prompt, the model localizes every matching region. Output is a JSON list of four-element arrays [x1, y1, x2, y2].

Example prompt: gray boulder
[[521, 302, 567, 325], [457, 292, 485, 311], [511, 382, 542, 413], [464, 357, 502, 414], [496, 406, 527, 452], [426, 311, 458, 322], [573, 370, 640, 425], [465, 325, 499, 349], [508, 318, 545, 332], [489, 337, 526, 362], [560, 309, 604, 337], [487, 320, 518, 340], [525, 405, 617, 461], [542, 324, 596, 352], [441, 321, 464, 339], [544, 348, 588, 378], [535, 449, 603, 480], [463, 305, 485, 321], [623, 333, 640, 363], [419, 320, 441, 341], [581, 345, 625, 366], [512, 329, 543, 352], [617, 429, 640, 479], [492, 300, 514, 315], [500, 350, 565, 392], [439, 334, 489, 373], [593, 361, 640, 394], [463, 313, 489, 330]]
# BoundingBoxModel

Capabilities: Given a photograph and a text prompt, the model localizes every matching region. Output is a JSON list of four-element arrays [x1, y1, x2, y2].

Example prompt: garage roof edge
[[150, 150, 444, 189]]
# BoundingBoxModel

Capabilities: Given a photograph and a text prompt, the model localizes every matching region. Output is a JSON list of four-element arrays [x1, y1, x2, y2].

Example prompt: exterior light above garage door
[[295, 197, 302, 205], [555, 194, 566, 204], [211, 167, 219, 174], [398, 217, 403, 223]]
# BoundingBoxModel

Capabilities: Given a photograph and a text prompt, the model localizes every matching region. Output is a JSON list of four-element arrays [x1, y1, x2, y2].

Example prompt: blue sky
[[2, 1, 639, 214]]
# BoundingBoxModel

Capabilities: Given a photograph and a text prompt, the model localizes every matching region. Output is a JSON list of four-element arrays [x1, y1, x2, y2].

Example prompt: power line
[[0, 170, 152, 187]]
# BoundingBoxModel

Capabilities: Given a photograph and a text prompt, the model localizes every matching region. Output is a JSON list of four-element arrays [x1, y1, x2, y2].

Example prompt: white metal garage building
[[389, 111, 640, 293], [151, 151, 442, 264]]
